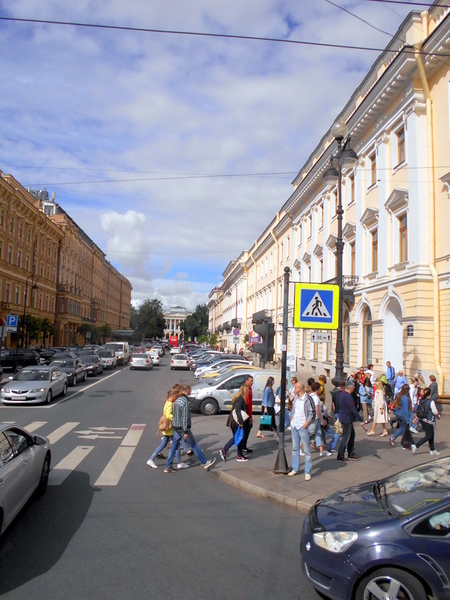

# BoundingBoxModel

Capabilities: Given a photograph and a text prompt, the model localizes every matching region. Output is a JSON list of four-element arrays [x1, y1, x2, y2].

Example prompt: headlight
[[30, 388, 46, 393], [313, 531, 358, 553], [190, 389, 199, 398]]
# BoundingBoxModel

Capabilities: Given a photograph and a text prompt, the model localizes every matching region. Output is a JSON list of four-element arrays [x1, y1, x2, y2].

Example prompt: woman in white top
[[409, 377, 419, 433], [367, 379, 389, 436]]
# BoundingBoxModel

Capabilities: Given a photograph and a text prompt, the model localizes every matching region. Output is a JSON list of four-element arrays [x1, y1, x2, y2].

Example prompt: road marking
[[78, 434, 123, 440], [94, 446, 136, 486], [49, 446, 95, 485], [24, 421, 47, 432], [67, 369, 123, 399], [47, 422, 80, 444], [121, 424, 146, 447]]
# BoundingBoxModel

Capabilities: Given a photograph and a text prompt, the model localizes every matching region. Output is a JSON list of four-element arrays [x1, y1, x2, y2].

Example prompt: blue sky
[[0, 0, 413, 310]]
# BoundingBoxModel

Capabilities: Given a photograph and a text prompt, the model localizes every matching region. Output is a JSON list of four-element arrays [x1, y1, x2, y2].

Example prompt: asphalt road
[[0, 356, 317, 600]]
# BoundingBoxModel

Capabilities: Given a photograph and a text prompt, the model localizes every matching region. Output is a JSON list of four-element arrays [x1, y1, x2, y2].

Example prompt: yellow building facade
[[0, 173, 131, 347], [211, 3, 450, 393]]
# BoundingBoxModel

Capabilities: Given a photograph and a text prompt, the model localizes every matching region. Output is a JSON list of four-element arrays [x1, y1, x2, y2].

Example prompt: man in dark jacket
[[337, 381, 366, 462]]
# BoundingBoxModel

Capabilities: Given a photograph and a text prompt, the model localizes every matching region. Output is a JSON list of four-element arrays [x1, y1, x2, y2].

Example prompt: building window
[[286, 236, 290, 258], [0, 211, 3, 226], [5, 284, 9, 303], [40, 262, 44, 277], [25, 255, 29, 271], [17, 250, 21, 268], [298, 224, 302, 246], [308, 214, 312, 238], [348, 172, 355, 205], [363, 306, 373, 365], [15, 286, 19, 305], [350, 242, 356, 278], [318, 204, 323, 229], [7, 246, 12, 263], [397, 127, 405, 165], [9, 216, 14, 232], [372, 230, 378, 272], [280, 242, 284, 264], [369, 152, 377, 186], [399, 214, 408, 263]]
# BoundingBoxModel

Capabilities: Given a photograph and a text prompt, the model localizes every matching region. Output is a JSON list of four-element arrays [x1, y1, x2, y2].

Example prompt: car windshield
[[16, 369, 50, 381], [382, 458, 450, 517], [105, 344, 122, 351], [82, 356, 96, 363], [174, 354, 187, 360], [52, 360, 75, 368], [98, 351, 113, 357]]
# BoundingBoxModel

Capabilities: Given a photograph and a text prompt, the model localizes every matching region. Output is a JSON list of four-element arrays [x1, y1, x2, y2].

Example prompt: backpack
[[158, 414, 172, 432], [303, 395, 317, 434], [416, 398, 431, 421]]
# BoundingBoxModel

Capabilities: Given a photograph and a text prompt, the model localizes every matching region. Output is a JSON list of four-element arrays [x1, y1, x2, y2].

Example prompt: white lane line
[[47, 422, 80, 444], [49, 446, 95, 485], [24, 421, 47, 432], [67, 369, 123, 399], [121, 423, 146, 447], [94, 446, 136, 486]]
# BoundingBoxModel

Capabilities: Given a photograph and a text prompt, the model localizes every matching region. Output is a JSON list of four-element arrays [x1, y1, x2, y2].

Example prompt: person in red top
[[241, 374, 254, 455]]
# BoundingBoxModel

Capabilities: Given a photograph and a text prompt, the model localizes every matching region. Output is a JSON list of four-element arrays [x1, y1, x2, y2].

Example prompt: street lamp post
[[323, 120, 358, 387], [21, 275, 38, 348]]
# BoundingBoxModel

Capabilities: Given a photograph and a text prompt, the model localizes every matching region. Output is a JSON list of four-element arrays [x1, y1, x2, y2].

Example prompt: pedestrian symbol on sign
[[302, 293, 331, 319]]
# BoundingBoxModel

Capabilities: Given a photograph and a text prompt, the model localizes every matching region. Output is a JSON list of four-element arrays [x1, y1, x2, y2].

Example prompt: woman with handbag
[[367, 379, 389, 436], [147, 389, 188, 469], [390, 384, 414, 448], [257, 376, 279, 441], [219, 384, 250, 462]]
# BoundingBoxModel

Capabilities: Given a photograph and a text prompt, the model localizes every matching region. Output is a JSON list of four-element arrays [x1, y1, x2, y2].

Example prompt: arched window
[[363, 306, 373, 365]]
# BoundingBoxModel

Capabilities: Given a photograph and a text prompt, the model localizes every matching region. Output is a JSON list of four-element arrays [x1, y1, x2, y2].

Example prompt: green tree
[[134, 299, 165, 339], [183, 304, 208, 340], [41, 318, 56, 348], [208, 333, 218, 347], [79, 323, 100, 345], [99, 324, 112, 344]]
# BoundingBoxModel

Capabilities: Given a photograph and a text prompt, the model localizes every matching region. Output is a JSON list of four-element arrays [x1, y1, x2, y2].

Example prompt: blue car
[[301, 457, 450, 600]]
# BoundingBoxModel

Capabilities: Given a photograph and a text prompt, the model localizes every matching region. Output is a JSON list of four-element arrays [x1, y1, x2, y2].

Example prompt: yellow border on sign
[[294, 283, 340, 330]]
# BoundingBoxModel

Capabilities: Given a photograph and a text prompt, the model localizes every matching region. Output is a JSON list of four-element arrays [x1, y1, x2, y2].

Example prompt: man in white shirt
[[288, 381, 314, 481]]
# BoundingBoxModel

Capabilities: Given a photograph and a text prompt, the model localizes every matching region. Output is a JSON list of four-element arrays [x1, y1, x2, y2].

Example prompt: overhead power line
[[0, 15, 449, 57]]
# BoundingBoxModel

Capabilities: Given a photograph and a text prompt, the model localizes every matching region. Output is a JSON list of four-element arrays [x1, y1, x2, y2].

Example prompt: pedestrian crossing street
[[4, 420, 147, 487]]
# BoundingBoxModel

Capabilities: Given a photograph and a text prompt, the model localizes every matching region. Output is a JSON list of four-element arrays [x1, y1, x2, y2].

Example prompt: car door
[[51, 367, 65, 395], [216, 374, 250, 411], [0, 429, 36, 532]]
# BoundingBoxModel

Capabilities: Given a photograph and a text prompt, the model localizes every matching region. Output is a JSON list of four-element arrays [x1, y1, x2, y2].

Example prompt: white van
[[104, 342, 130, 366], [188, 369, 281, 416]]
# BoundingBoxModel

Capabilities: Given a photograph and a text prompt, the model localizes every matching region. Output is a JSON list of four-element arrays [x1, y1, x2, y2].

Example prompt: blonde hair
[[232, 384, 249, 404]]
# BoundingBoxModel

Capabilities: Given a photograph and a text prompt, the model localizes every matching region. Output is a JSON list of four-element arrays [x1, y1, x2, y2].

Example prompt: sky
[[0, 0, 416, 311]]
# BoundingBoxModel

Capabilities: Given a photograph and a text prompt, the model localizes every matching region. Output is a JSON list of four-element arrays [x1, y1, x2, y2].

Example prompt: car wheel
[[355, 568, 428, 600], [62, 382, 68, 396], [200, 397, 219, 416], [45, 390, 52, 404], [36, 454, 51, 495]]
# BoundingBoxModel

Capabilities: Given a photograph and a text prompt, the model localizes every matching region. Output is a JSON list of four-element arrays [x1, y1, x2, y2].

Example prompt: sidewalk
[[196, 412, 450, 513]]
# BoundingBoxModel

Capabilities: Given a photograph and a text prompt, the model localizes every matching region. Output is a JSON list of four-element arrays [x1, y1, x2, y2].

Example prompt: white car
[[170, 347, 181, 355], [0, 423, 51, 535], [129, 353, 153, 370], [149, 351, 160, 366], [171, 353, 190, 370]]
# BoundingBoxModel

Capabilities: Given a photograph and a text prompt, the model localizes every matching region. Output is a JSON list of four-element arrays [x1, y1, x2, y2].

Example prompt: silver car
[[0, 366, 68, 405], [97, 350, 117, 370], [0, 423, 51, 535], [148, 350, 160, 366], [171, 353, 190, 370], [129, 353, 153, 370]]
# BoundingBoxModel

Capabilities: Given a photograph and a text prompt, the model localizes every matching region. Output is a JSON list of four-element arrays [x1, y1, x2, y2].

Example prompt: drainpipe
[[414, 18, 443, 391]]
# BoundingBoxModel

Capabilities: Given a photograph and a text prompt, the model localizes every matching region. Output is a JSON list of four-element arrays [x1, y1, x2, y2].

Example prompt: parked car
[[80, 355, 104, 376], [129, 353, 153, 370], [0, 366, 68, 405], [188, 369, 281, 415], [36, 348, 59, 365], [194, 357, 251, 378], [171, 353, 190, 370], [103, 342, 130, 365], [0, 423, 51, 535], [97, 349, 117, 370], [148, 350, 160, 366], [301, 456, 450, 600], [49, 358, 87, 386], [0, 349, 40, 372]]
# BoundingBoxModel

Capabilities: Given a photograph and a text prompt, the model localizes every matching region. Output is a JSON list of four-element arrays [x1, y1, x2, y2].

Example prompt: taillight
[[145, 359, 150, 364]]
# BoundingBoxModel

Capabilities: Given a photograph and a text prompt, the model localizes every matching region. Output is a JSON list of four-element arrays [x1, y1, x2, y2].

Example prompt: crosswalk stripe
[[24, 421, 47, 432], [121, 423, 146, 447], [47, 422, 80, 444], [94, 446, 136, 486], [49, 446, 95, 485]]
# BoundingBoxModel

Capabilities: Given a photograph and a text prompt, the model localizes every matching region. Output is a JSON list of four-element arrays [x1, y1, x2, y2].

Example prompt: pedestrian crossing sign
[[294, 283, 339, 329]]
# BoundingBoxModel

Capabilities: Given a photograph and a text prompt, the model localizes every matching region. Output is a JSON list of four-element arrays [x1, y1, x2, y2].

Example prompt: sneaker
[[348, 454, 360, 460], [430, 450, 441, 456], [305, 473, 311, 481], [287, 470, 298, 477], [242, 448, 253, 454], [325, 451, 333, 456], [186, 449, 194, 456], [300, 450, 305, 456], [164, 466, 176, 473], [203, 458, 216, 470], [389, 437, 395, 447], [236, 456, 249, 462], [177, 463, 189, 469], [157, 452, 166, 459], [410, 428, 418, 434], [146, 459, 157, 469], [411, 444, 417, 455], [219, 449, 227, 461]]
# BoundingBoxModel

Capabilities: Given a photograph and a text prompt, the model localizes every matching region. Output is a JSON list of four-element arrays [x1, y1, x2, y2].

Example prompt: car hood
[[57, 366, 76, 374], [3, 380, 50, 391], [314, 482, 396, 530]]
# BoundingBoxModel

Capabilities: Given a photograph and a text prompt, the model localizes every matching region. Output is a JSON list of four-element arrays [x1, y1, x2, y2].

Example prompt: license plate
[[11, 395, 26, 400]]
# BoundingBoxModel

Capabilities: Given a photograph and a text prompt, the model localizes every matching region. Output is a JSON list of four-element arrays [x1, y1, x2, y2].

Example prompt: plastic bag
[[234, 426, 244, 446]]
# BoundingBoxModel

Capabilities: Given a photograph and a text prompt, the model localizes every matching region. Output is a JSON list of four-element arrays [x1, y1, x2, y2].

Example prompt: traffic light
[[252, 322, 275, 362]]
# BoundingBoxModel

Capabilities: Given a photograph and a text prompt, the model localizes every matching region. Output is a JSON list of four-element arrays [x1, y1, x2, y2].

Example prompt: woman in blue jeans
[[390, 384, 413, 448]]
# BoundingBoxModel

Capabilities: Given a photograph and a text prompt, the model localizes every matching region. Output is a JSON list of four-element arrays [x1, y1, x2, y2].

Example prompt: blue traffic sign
[[6, 314, 18, 327], [294, 284, 339, 329]]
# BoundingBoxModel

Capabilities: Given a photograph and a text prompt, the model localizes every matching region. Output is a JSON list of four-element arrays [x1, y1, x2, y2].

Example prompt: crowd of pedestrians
[[146, 362, 441, 480]]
